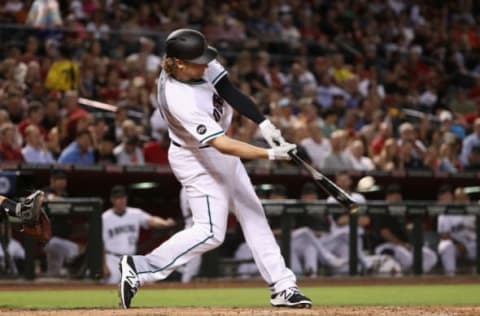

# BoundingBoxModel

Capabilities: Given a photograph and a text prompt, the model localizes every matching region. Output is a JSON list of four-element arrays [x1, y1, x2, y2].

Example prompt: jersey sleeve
[[203, 59, 228, 86], [135, 208, 151, 229], [167, 85, 224, 144]]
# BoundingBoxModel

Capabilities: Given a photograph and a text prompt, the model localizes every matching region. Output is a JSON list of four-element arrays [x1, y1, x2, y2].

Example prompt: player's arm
[[148, 216, 176, 229], [214, 76, 285, 147], [208, 135, 295, 160], [215, 76, 265, 124]]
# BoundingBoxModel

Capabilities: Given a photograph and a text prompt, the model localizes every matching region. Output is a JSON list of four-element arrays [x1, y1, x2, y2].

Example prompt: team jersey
[[437, 215, 476, 246], [156, 59, 232, 147], [102, 207, 150, 255]]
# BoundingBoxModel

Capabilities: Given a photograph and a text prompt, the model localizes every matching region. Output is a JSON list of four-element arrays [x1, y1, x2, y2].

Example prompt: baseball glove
[[21, 208, 52, 244]]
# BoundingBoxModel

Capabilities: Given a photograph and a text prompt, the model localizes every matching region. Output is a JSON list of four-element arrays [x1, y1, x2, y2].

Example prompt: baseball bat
[[288, 151, 359, 214]]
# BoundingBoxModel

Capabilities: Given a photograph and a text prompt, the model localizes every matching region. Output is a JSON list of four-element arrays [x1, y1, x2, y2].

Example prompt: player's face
[[111, 196, 127, 213], [180, 61, 208, 80]]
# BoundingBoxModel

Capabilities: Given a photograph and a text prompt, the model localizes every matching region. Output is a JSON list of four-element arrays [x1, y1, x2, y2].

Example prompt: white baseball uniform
[[44, 237, 80, 277], [131, 60, 297, 294], [0, 238, 25, 275], [437, 215, 476, 275], [324, 193, 368, 273], [102, 207, 150, 284]]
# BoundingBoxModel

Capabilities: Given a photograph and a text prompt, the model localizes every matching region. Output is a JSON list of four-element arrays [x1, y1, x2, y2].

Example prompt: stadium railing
[[262, 200, 480, 276]]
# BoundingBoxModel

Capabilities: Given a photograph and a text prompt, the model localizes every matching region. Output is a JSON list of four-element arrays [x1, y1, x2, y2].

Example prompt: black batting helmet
[[165, 28, 217, 64]]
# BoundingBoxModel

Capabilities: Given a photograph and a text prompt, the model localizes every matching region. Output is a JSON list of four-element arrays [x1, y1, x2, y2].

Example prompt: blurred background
[[0, 0, 479, 283]]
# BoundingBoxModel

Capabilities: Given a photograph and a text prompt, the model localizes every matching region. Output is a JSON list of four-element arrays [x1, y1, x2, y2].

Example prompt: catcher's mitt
[[22, 208, 52, 244]]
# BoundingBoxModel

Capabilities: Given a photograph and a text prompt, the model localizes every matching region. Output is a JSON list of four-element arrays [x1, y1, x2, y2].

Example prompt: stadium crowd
[[0, 0, 479, 172]]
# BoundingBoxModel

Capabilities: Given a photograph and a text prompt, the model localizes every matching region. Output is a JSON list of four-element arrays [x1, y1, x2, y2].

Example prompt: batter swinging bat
[[288, 151, 359, 214]]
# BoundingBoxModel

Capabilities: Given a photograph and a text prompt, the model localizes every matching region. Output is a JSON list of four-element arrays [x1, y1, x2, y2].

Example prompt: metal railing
[[262, 200, 480, 276]]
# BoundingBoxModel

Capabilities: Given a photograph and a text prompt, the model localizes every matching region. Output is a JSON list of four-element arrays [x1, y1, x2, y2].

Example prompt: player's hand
[[259, 119, 286, 147], [267, 143, 297, 160], [164, 218, 176, 227]]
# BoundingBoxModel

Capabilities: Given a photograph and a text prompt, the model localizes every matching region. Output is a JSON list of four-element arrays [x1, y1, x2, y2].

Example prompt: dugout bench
[[23, 198, 103, 280], [262, 200, 480, 276]]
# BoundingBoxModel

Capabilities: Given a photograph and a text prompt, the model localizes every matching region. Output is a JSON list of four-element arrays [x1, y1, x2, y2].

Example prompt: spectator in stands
[[94, 136, 116, 165], [300, 122, 331, 169], [41, 96, 61, 132], [437, 141, 462, 173], [114, 135, 145, 166], [464, 145, 480, 171], [0, 123, 23, 162], [287, 61, 316, 100], [397, 122, 426, 161], [21, 125, 55, 164], [45, 44, 79, 92], [374, 138, 400, 171], [372, 184, 437, 273], [4, 90, 24, 124], [461, 118, 480, 167], [102, 185, 175, 284], [86, 9, 110, 41], [126, 36, 161, 74], [143, 132, 169, 166], [88, 117, 109, 149], [318, 109, 338, 138], [349, 140, 374, 171], [17, 101, 46, 138], [323, 130, 353, 170], [58, 130, 95, 165], [26, 0, 62, 28]]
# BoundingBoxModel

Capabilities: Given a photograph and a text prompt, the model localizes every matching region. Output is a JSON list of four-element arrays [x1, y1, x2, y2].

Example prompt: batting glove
[[259, 119, 286, 148], [267, 143, 297, 160]]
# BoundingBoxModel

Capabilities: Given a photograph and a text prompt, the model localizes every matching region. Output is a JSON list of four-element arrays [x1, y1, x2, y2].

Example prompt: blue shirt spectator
[[22, 125, 55, 164], [460, 118, 480, 166], [58, 130, 94, 165]]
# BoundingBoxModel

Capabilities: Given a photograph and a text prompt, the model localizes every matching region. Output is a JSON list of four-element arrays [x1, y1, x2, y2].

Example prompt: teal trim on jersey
[[137, 196, 213, 275], [199, 130, 224, 144], [212, 70, 227, 85]]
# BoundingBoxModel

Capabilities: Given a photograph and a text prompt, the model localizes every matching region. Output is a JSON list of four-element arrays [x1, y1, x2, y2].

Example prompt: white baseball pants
[[132, 146, 296, 294]]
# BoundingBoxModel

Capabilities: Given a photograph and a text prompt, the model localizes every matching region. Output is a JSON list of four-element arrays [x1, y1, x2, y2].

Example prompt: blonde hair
[[162, 56, 180, 75]]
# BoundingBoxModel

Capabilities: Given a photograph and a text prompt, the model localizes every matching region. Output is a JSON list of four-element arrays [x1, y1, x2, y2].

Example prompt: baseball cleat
[[119, 255, 139, 309], [270, 287, 312, 308], [19, 190, 44, 225]]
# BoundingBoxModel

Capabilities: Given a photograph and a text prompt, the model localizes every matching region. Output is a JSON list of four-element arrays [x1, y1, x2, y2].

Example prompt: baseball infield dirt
[[2, 306, 480, 316]]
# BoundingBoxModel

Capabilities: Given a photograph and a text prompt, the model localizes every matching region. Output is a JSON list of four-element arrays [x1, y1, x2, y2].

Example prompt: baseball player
[[43, 170, 86, 277], [0, 222, 25, 275], [372, 184, 437, 273], [437, 186, 476, 275], [119, 28, 312, 309], [103, 185, 175, 284], [323, 172, 369, 273]]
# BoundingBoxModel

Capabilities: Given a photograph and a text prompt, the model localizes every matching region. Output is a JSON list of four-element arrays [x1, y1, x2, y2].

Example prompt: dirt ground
[[2, 306, 480, 316]]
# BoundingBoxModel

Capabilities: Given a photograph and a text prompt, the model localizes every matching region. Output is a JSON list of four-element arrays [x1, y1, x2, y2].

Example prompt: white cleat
[[270, 287, 312, 308], [119, 256, 139, 309]]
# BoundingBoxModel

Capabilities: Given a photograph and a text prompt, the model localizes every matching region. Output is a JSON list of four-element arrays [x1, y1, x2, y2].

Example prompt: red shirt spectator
[[143, 141, 168, 165], [0, 123, 24, 162], [17, 101, 47, 138]]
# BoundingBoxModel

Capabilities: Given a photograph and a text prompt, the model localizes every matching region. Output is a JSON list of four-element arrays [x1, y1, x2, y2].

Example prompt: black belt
[[171, 141, 210, 149]]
